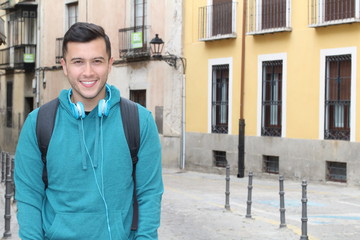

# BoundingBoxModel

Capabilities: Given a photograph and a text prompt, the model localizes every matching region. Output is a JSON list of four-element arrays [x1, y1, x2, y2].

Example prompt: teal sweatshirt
[[15, 85, 163, 240]]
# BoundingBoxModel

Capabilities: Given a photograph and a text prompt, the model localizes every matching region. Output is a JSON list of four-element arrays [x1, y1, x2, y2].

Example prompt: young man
[[15, 22, 163, 240]]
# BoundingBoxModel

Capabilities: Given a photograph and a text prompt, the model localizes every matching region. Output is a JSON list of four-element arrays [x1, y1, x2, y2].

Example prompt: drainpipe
[[180, 72, 186, 169], [35, 0, 41, 108], [237, 0, 247, 178]]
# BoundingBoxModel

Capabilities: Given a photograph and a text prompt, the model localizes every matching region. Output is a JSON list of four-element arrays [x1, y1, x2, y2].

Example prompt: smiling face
[[61, 37, 114, 111]]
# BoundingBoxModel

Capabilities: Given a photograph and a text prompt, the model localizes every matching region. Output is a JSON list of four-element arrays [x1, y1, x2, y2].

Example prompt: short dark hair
[[62, 22, 111, 59]]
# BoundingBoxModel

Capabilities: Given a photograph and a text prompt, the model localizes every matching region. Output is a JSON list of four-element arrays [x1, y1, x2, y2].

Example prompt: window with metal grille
[[324, 55, 351, 141], [211, 64, 229, 134], [326, 161, 346, 182], [261, 0, 287, 30], [67, 2, 78, 29], [261, 60, 282, 137], [263, 155, 279, 174], [213, 151, 227, 168], [325, 0, 355, 21], [6, 81, 13, 128]]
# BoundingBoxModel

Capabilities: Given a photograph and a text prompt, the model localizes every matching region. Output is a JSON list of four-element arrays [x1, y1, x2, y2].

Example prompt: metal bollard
[[3, 153, 12, 238], [1, 151, 5, 183], [11, 155, 16, 203], [246, 171, 253, 218], [279, 175, 286, 228], [225, 164, 230, 210], [300, 180, 309, 240]]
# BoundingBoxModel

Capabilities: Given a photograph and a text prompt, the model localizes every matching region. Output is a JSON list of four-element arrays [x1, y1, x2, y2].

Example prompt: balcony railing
[[55, 37, 63, 64], [309, 0, 360, 27], [198, 2, 238, 41], [0, 44, 36, 70], [118, 25, 151, 61], [246, 0, 291, 35]]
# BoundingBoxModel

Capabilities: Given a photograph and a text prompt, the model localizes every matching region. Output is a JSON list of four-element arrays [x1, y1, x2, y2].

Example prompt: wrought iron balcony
[[198, 1, 238, 41], [118, 25, 151, 61], [309, 0, 360, 27], [246, 0, 292, 35], [0, 44, 36, 70]]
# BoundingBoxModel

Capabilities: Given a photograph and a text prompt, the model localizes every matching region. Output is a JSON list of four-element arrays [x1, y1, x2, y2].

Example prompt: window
[[212, 0, 233, 35], [130, 90, 146, 107], [324, 55, 351, 141], [6, 81, 13, 128], [55, 37, 64, 64], [325, 0, 355, 21], [118, 0, 149, 59], [0, 17, 5, 45], [67, 2, 78, 29], [261, 60, 282, 137], [199, 0, 237, 40], [261, 0, 286, 29], [326, 161, 346, 182], [134, 0, 147, 27], [8, 8, 37, 46], [211, 64, 229, 134], [263, 155, 279, 174], [213, 151, 227, 168], [246, 0, 291, 34], [309, 0, 359, 26]]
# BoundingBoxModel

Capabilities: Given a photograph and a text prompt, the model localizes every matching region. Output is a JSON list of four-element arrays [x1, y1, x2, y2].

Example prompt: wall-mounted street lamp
[[150, 33, 187, 169], [149, 34, 164, 57], [150, 34, 186, 73]]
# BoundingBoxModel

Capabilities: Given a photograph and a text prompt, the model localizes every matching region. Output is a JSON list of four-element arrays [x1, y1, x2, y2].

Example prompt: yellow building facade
[[185, 0, 360, 184], [184, 0, 244, 174]]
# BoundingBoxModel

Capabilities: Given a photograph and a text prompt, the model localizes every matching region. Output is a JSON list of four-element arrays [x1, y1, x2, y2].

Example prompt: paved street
[[159, 169, 360, 240], [1, 168, 360, 239]]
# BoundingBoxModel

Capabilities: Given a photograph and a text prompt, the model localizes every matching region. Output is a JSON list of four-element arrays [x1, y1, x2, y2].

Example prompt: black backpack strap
[[120, 97, 140, 231], [36, 98, 59, 189]]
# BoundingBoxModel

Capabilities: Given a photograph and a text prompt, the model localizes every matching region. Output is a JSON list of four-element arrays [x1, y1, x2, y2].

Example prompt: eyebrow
[[70, 57, 106, 61]]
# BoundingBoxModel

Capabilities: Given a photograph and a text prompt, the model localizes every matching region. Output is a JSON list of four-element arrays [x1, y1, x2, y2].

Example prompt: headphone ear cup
[[98, 99, 109, 117], [71, 102, 85, 119]]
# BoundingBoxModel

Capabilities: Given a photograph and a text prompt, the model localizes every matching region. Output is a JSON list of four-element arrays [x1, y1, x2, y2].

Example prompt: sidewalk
[[159, 168, 360, 240], [1, 168, 360, 239]]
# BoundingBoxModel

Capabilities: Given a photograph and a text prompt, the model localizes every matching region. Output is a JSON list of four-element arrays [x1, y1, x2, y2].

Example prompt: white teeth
[[83, 81, 94, 85]]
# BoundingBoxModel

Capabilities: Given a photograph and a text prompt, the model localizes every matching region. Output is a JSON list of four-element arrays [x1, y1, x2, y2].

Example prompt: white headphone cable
[[80, 119, 112, 240]]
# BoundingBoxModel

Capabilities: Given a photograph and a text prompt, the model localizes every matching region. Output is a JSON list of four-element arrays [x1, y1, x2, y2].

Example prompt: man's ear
[[108, 57, 114, 72], [60, 58, 68, 76]]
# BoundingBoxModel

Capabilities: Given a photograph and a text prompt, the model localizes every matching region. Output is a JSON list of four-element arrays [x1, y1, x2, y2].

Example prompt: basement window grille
[[213, 151, 227, 168], [263, 155, 279, 174], [326, 161, 347, 183]]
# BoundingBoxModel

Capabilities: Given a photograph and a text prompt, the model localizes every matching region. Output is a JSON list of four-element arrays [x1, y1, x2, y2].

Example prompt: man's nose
[[83, 62, 95, 76]]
